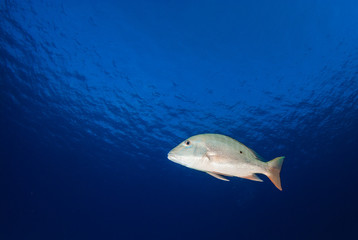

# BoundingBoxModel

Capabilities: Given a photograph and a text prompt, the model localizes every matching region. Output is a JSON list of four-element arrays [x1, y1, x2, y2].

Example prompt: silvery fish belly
[[167, 133, 285, 191]]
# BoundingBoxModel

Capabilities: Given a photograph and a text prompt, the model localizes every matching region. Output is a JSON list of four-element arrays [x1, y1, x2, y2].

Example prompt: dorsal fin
[[235, 141, 265, 161], [244, 145, 265, 161]]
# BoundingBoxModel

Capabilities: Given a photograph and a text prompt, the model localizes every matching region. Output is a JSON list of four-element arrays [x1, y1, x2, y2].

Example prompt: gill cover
[[168, 137, 208, 167]]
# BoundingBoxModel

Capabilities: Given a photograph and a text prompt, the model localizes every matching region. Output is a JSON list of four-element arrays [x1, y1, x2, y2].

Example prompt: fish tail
[[266, 156, 285, 191]]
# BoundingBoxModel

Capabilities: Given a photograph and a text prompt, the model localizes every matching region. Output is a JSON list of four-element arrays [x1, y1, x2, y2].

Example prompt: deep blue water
[[1, 0, 358, 239]]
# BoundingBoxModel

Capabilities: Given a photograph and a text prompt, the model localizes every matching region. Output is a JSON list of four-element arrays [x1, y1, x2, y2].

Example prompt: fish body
[[168, 134, 285, 190]]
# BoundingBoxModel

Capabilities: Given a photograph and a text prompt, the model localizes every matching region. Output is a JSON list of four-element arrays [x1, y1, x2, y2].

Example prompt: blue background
[[1, 0, 358, 239]]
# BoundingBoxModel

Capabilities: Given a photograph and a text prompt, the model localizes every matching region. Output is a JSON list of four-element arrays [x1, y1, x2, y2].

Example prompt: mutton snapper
[[168, 134, 285, 190]]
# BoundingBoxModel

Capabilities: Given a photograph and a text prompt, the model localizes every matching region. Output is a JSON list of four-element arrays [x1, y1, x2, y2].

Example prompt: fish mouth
[[167, 153, 177, 161]]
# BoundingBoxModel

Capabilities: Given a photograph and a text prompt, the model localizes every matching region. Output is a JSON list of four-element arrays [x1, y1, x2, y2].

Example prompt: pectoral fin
[[202, 151, 216, 162], [242, 173, 263, 182], [207, 172, 230, 181]]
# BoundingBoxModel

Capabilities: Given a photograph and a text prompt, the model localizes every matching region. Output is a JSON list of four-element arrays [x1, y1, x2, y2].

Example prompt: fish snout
[[167, 152, 178, 162]]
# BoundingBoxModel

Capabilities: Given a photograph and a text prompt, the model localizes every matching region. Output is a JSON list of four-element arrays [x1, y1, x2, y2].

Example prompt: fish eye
[[185, 140, 191, 146]]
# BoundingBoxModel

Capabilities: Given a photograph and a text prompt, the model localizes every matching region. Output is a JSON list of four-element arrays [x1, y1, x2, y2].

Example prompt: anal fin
[[242, 174, 263, 182], [207, 172, 230, 181]]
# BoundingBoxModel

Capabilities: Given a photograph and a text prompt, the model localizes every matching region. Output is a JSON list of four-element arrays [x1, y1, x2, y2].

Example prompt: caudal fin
[[266, 157, 285, 191]]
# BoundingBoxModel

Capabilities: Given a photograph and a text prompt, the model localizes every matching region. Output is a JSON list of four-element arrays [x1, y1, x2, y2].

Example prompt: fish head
[[168, 136, 208, 168]]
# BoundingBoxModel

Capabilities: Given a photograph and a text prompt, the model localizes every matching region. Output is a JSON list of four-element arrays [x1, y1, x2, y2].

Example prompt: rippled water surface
[[1, 1, 358, 239]]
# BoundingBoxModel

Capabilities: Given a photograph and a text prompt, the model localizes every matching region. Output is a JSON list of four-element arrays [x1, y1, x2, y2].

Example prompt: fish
[[167, 133, 285, 191]]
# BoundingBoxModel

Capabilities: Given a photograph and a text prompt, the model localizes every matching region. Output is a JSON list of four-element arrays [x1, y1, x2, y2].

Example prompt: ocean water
[[1, 0, 358, 239]]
